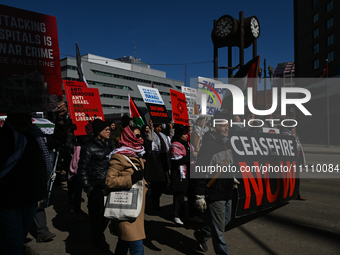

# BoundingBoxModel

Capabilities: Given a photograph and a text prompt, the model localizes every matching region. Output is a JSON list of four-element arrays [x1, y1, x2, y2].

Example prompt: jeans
[[115, 239, 144, 255], [200, 200, 232, 255], [0, 203, 38, 255]]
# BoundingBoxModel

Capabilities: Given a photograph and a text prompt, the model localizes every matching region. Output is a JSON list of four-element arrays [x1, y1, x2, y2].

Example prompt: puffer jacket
[[78, 137, 111, 192], [192, 131, 234, 202]]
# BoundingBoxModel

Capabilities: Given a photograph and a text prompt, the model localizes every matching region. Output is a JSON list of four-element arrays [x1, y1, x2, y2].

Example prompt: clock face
[[250, 17, 260, 38], [215, 16, 234, 38]]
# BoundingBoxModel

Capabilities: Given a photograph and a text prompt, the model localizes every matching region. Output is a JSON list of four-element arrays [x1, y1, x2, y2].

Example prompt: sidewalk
[[302, 144, 340, 154]]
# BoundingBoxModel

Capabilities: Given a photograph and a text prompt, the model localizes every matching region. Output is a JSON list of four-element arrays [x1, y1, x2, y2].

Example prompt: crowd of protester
[[0, 108, 307, 255]]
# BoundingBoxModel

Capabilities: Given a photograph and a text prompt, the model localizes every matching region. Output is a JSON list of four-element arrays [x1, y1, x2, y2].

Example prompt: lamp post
[[258, 60, 273, 110]]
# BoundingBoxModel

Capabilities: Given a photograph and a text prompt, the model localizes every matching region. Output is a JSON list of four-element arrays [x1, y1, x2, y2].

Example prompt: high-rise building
[[294, 0, 339, 77], [61, 54, 183, 117]]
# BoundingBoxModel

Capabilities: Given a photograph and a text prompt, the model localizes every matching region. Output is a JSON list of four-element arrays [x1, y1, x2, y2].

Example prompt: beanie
[[92, 119, 109, 135]]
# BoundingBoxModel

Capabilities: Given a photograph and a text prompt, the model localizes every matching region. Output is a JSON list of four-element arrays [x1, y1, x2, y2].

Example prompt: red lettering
[[280, 161, 296, 198], [240, 162, 263, 209], [264, 162, 281, 203]]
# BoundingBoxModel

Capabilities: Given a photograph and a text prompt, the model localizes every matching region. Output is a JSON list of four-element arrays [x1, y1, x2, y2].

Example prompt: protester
[[77, 119, 111, 251], [116, 115, 131, 143], [169, 125, 197, 225], [140, 120, 154, 162], [193, 111, 234, 254], [108, 121, 117, 150], [106, 125, 146, 255], [148, 123, 172, 211], [0, 103, 67, 255], [191, 117, 209, 152], [282, 125, 307, 200]]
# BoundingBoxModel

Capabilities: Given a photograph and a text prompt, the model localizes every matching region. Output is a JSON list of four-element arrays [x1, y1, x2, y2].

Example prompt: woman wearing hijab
[[169, 125, 195, 225], [105, 125, 146, 255]]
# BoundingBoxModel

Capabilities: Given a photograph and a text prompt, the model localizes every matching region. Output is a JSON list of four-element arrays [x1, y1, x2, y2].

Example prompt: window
[[326, 1, 333, 12], [327, 17, 333, 29], [314, 59, 319, 69], [313, 28, 319, 38], [314, 44, 319, 54], [313, 0, 319, 8], [313, 13, 319, 23], [327, 51, 334, 62], [327, 34, 334, 46]]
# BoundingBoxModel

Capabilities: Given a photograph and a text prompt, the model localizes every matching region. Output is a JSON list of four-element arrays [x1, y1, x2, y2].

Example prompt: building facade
[[294, 0, 340, 144], [60, 54, 183, 117], [294, 0, 339, 78]]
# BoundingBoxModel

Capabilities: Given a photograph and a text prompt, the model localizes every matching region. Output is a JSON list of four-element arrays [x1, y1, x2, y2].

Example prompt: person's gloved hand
[[194, 195, 207, 212], [50, 172, 56, 181], [131, 169, 145, 184]]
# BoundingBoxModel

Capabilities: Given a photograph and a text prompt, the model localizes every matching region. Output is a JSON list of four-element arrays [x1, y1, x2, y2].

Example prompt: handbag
[[104, 155, 143, 221]]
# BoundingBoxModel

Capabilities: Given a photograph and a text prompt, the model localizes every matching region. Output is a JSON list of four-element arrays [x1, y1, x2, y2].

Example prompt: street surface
[[25, 152, 340, 255]]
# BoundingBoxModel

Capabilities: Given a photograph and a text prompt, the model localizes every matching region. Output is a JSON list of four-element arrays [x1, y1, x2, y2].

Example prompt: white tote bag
[[104, 155, 143, 221]]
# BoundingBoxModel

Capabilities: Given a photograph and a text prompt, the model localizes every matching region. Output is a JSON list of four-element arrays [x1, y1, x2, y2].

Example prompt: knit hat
[[92, 119, 109, 135]]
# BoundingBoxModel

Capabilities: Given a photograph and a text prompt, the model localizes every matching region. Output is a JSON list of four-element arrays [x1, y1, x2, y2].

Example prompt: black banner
[[228, 131, 300, 217], [146, 103, 170, 124]]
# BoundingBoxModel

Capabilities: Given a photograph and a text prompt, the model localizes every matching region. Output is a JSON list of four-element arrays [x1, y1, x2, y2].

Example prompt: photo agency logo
[[199, 83, 312, 128]]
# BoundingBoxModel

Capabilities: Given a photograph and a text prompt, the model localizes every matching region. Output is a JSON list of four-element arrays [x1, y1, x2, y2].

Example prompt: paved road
[[25, 152, 340, 255]]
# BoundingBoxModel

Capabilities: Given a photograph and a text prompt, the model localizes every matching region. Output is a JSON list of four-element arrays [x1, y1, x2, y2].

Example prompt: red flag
[[151, 82, 154, 88]]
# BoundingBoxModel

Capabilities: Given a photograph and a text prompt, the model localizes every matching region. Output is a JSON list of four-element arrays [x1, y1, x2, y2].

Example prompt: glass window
[[313, 13, 319, 23], [327, 1, 333, 12], [313, 28, 319, 38], [327, 51, 334, 62], [314, 44, 319, 54], [314, 59, 319, 69], [327, 17, 333, 29], [313, 0, 319, 8], [327, 34, 334, 46]]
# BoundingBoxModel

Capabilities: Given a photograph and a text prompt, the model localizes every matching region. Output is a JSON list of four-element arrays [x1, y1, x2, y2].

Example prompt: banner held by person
[[63, 80, 105, 136], [137, 85, 170, 124], [0, 4, 63, 113], [170, 89, 189, 126]]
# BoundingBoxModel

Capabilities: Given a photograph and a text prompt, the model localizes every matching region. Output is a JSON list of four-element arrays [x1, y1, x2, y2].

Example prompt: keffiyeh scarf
[[109, 126, 145, 158]]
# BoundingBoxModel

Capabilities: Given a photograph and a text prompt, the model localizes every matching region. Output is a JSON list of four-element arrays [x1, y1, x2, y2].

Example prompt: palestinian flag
[[222, 55, 261, 109], [129, 95, 145, 127]]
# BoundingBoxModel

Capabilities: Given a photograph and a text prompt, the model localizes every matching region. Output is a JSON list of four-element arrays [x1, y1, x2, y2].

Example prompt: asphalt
[[23, 144, 339, 255], [302, 144, 340, 154]]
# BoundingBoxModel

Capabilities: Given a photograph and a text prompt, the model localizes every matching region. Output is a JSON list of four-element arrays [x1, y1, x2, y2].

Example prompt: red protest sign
[[63, 80, 105, 136], [0, 5, 63, 113], [170, 89, 189, 126]]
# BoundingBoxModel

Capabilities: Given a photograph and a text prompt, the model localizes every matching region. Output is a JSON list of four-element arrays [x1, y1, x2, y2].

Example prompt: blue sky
[[2, 0, 294, 86]]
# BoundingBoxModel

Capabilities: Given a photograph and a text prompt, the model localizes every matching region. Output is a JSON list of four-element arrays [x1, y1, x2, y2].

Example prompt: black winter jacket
[[192, 131, 234, 202], [78, 137, 111, 192], [0, 122, 67, 210]]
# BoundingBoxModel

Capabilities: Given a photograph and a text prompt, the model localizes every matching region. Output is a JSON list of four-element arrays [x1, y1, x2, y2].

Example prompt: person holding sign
[[0, 103, 68, 255], [192, 111, 234, 254], [77, 119, 111, 251]]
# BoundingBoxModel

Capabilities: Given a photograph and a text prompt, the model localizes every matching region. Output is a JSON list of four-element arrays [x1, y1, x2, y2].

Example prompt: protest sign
[[229, 131, 299, 217], [145, 103, 170, 124], [195, 77, 224, 116], [137, 85, 169, 123], [181, 86, 197, 120], [137, 85, 165, 105], [63, 80, 104, 136], [170, 89, 189, 126], [0, 4, 63, 113]]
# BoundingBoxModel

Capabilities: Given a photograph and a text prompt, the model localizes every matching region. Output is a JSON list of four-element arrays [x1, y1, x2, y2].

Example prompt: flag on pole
[[76, 43, 89, 87], [320, 62, 329, 77], [222, 55, 261, 109], [129, 94, 145, 127], [151, 82, 154, 88]]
